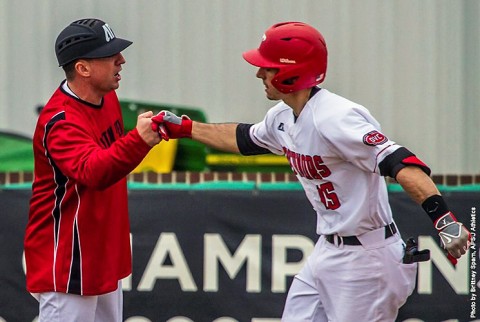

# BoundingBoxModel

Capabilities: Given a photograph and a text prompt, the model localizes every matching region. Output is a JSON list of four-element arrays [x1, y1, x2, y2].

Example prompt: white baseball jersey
[[250, 88, 401, 236]]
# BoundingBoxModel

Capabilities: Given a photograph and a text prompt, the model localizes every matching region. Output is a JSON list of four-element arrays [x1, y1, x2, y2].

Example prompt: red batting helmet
[[242, 22, 328, 93]]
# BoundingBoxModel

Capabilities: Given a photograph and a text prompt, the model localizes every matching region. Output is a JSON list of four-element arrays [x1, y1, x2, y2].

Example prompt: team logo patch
[[363, 130, 388, 146]]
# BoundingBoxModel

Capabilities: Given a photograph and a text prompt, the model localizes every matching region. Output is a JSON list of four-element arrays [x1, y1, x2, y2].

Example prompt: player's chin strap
[[422, 195, 472, 266]]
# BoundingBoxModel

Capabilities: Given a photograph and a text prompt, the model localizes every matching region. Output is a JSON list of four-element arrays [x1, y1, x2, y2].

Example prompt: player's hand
[[151, 122, 169, 141], [435, 212, 471, 265], [136, 111, 162, 147], [151, 110, 193, 139]]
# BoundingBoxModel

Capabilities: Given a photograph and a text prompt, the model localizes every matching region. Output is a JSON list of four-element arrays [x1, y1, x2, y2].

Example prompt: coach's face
[[78, 52, 126, 100], [256, 67, 282, 101], [89, 53, 125, 91]]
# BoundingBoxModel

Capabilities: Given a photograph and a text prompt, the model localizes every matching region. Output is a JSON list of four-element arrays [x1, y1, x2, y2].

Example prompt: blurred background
[[0, 0, 479, 174]]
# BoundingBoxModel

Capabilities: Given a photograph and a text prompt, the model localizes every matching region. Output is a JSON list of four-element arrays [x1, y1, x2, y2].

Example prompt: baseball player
[[24, 18, 160, 321], [152, 22, 471, 321]]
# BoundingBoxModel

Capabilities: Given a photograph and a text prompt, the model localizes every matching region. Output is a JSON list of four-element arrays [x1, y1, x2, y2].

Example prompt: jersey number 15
[[317, 182, 340, 210]]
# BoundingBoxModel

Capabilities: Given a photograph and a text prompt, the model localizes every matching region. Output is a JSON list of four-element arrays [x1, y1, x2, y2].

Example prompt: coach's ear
[[74, 59, 92, 77]]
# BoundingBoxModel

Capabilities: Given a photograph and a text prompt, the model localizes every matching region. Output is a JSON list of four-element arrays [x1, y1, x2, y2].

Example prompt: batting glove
[[151, 110, 193, 139], [434, 212, 471, 265], [151, 122, 169, 141]]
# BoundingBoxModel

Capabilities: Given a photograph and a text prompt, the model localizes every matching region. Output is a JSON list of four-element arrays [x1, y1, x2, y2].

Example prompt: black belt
[[325, 223, 397, 246]]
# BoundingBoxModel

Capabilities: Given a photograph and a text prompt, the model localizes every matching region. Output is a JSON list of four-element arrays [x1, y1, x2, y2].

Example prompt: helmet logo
[[262, 34, 267, 42], [280, 58, 296, 64], [102, 24, 116, 42]]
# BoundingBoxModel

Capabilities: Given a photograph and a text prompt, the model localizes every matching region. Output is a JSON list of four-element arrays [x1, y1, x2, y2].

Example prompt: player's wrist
[[421, 194, 455, 227]]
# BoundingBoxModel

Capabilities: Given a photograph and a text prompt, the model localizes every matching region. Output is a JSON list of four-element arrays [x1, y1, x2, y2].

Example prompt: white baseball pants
[[282, 230, 417, 322], [36, 280, 123, 322]]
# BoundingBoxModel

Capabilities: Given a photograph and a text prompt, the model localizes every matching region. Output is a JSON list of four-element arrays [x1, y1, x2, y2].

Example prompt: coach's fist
[[136, 111, 162, 147], [152, 110, 193, 139], [435, 212, 471, 263]]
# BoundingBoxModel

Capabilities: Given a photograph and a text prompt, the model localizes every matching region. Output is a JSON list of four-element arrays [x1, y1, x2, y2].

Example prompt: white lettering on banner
[[212, 318, 239, 322], [20, 233, 472, 296], [134, 233, 312, 293], [272, 235, 314, 292], [417, 235, 468, 294], [204, 234, 261, 292], [138, 232, 198, 291], [166, 318, 194, 322]]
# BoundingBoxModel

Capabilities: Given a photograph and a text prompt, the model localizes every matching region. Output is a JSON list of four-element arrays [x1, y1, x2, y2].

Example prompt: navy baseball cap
[[55, 18, 132, 67]]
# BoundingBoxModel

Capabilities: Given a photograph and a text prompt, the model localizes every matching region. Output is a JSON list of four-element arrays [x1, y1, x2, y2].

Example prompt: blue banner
[[0, 189, 477, 321]]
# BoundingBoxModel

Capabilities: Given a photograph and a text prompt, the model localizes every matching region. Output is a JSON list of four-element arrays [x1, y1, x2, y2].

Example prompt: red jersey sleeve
[[47, 123, 150, 189], [45, 92, 151, 190]]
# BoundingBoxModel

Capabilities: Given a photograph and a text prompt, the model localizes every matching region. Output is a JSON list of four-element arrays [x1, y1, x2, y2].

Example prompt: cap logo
[[280, 58, 296, 64], [363, 130, 388, 146], [102, 23, 116, 42]]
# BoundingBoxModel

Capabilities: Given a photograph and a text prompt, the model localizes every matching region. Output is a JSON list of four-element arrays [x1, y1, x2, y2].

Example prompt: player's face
[[256, 68, 282, 101], [86, 53, 126, 94]]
